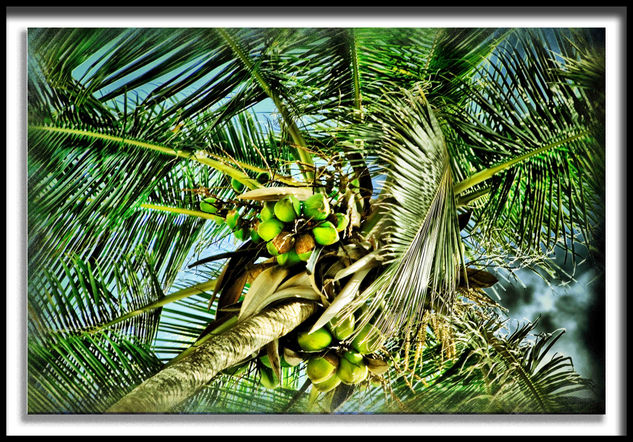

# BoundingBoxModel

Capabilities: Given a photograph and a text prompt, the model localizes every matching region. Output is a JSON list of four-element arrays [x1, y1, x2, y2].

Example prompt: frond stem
[[29, 125, 262, 190], [139, 203, 224, 222], [86, 279, 218, 335], [453, 130, 590, 195]]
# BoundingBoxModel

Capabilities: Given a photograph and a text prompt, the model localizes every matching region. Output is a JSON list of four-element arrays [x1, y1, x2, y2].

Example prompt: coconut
[[233, 227, 248, 241], [334, 213, 349, 232], [260, 353, 291, 369], [327, 313, 356, 341], [250, 226, 262, 243], [256, 171, 270, 184], [306, 353, 339, 384], [351, 323, 385, 355], [312, 372, 342, 392], [312, 221, 339, 246], [337, 350, 368, 385], [302, 193, 330, 221], [297, 327, 333, 352], [259, 365, 280, 389], [257, 218, 284, 242], [259, 202, 275, 222], [276, 249, 301, 267], [266, 241, 280, 256], [297, 250, 313, 262], [225, 210, 240, 230], [269, 231, 296, 255], [274, 195, 301, 223], [199, 197, 219, 214]]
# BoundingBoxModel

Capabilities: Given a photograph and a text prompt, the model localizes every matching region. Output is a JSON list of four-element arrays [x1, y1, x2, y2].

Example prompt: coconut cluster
[[256, 193, 349, 267], [293, 313, 386, 391], [199, 184, 350, 262], [253, 311, 387, 390]]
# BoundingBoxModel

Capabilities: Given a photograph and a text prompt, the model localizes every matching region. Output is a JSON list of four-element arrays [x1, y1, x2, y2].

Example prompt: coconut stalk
[[106, 300, 317, 413]]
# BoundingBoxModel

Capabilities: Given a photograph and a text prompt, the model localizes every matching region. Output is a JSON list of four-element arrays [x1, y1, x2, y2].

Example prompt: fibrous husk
[[270, 231, 296, 255]]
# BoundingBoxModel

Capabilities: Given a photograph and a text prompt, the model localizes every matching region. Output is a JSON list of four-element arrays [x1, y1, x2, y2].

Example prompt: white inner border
[[6, 8, 625, 436]]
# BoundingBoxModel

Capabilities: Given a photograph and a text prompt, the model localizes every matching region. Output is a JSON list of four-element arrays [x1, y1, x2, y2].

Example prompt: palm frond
[[445, 29, 604, 274], [28, 330, 163, 414], [344, 88, 463, 341], [152, 288, 219, 362], [350, 28, 504, 110], [28, 251, 164, 346], [349, 307, 597, 414], [28, 28, 269, 127]]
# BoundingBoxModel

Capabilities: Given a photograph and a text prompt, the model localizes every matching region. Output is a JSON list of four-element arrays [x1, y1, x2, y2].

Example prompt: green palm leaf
[[28, 252, 164, 345], [345, 88, 464, 341], [446, 29, 604, 273], [28, 331, 163, 414]]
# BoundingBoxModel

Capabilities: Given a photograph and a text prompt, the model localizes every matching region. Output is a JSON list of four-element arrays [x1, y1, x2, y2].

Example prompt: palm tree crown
[[27, 27, 605, 414]]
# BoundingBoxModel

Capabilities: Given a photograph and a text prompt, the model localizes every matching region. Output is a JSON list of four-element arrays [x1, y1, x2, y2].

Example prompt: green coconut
[[297, 250, 313, 262], [312, 221, 339, 246], [199, 197, 219, 214], [327, 313, 356, 341], [231, 177, 245, 193], [257, 218, 284, 242], [312, 372, 342, 392], [302, 193, 330, 221], [306, 353, 339, 384], [297, 327, 333, 352], [266, 241, 280, 256], [276, 249, 301, 267], [259, 202, 275, 222], [250, 227, 262, 243], [233, 227, 248, 241], [337, 350, 368, 385], [351, 323, 385, 355], [269, 231, 295, 255], [260, 353, 291, 369], [274, 195, 301, 223]]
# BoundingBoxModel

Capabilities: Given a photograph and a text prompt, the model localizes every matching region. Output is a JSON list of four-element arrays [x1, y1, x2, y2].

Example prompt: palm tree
[[27, 27, 605, 414]]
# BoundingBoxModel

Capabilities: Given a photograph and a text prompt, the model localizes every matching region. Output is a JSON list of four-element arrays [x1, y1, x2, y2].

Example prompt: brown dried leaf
[[282, 347, 305, 366], [460, 267, 499, 289], [238, 266, 290, 321]]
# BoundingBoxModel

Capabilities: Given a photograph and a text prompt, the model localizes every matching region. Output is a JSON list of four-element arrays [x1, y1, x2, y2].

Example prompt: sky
[[496, 265, 605, 396]]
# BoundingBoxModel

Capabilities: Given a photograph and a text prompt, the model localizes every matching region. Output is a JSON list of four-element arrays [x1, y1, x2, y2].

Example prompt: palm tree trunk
[[106, 300, 317, 413]]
